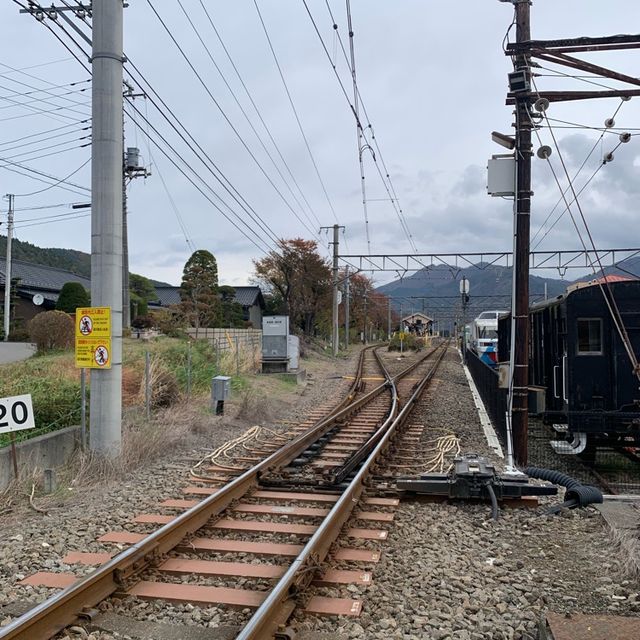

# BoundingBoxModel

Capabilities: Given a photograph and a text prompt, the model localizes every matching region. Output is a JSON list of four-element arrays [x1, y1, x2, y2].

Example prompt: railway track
[[2, 343, 448, 640]]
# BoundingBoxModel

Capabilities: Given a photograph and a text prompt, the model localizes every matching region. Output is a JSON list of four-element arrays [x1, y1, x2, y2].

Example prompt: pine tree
[[179, 250, 221, 333]]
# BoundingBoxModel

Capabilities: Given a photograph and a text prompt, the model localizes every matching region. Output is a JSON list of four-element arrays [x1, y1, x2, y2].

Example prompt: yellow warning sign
[[75, 307, 112, 369], [76, 306, 110, 338]]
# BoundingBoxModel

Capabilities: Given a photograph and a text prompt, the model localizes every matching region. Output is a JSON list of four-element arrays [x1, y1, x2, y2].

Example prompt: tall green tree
[[129, 273, 157, 319], [56, 281, 90, 313], [179, 249, 221, 333], [219, 285, 245, 327]]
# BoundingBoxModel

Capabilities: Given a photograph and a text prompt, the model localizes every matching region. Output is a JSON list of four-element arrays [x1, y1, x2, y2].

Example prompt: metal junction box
[[211, 375, 231, 403], [262, 316, 289, 360], [487, 155, 516, 197]]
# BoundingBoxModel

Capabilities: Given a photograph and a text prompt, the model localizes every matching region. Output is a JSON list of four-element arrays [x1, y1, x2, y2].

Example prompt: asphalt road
[[0, 342, 36, 365]]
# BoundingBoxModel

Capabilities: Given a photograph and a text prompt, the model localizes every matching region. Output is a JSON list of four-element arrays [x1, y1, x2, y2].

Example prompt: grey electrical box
[[211, 375, 231, 403], [487, 155, 516, 197], [262, 315, 289, 360]]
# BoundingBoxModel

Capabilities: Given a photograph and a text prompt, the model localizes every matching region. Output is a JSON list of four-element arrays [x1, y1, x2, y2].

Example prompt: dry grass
[[137, 356, 180, 408], [609, 525, 640, 581], [70, 401, 208, 486]]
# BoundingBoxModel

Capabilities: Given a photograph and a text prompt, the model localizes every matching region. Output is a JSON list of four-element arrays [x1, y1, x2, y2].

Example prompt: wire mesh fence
[[465, 348, 640, 494]]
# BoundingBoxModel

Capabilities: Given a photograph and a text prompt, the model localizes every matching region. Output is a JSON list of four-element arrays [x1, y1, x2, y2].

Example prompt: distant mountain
[[0, 235, 91, 277], [375, 257, 640, 325]]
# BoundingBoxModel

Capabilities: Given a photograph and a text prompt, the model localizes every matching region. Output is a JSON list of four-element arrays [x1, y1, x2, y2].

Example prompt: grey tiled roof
[[153, 286, 181, 307], [151, 284, 264, 309], [0, 257, 90, 292], [231, 286, 263, 308]]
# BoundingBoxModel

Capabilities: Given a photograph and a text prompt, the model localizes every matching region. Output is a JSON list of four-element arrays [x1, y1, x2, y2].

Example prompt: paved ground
[[0, 342, 36, 365]]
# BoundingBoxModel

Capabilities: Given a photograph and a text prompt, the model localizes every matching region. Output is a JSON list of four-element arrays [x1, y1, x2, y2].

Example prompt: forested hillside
[[0, 235, 91, 277]]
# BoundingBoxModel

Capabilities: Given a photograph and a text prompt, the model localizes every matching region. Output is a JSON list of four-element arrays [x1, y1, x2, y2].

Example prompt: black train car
[[498, 278, 640, 452]]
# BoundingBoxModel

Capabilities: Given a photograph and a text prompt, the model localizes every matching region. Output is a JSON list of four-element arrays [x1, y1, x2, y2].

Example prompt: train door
[[570, 316, 610, 413], [614, 309, 640, 409], [550, 306, 568, 414]]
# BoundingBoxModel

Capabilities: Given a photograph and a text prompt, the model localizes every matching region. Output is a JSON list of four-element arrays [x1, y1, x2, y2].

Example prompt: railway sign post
[[0, 393, 36, 479]]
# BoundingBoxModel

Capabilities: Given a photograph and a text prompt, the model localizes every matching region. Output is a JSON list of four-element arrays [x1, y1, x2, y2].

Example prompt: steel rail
[[0, 346, 392, 640], [236, 342, 449, 640], [323, 342, 449, 486]]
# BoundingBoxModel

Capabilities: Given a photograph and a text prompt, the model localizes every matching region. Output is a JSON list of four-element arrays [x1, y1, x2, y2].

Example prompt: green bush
[[56, 281, 90, 313], [132, 315, 154, 330], [0, 355, 81, 447], [388, 332, 421, 351], [29, 310, 74, 353]]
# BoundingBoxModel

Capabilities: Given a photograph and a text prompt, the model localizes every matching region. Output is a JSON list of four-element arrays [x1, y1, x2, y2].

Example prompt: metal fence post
[[215, 339, 220, 374], [80, 368, 87, 450], [235, 336, 240, 376], [145, 351, 151, 420], [186, 341, 192, 397]]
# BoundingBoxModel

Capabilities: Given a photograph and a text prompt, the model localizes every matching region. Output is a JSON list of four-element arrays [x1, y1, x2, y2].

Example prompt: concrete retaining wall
[[0, 426, 81, 491]]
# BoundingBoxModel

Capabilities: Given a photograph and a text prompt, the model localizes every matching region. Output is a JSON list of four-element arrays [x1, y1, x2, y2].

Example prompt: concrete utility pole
[[3, 194, 14, 342], [363, 294, 368, 344], [321, 224, 344, 356], [344, 267, 350, 350], [512, 0, 533, 466], [90, 0, 124, 455], [332, 224, 339, 356]]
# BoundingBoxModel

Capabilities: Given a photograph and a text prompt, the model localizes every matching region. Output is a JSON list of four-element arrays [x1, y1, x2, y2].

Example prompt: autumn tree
[[253, 239, 331, 335], [179, 249, 221, 334]]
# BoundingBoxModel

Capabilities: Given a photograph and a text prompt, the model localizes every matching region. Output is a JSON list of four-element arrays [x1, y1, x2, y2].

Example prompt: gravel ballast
[[2, 346, 639, 640]]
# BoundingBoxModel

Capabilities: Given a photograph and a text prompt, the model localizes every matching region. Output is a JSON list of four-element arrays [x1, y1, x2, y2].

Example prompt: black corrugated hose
[[524, 466, 604, 514]]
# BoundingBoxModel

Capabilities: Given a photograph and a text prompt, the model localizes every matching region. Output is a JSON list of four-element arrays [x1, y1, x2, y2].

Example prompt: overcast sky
[[2, 1, 640, 287]]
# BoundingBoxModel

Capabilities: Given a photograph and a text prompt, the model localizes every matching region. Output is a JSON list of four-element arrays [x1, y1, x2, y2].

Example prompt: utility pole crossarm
[[505, 33, 640, 54]]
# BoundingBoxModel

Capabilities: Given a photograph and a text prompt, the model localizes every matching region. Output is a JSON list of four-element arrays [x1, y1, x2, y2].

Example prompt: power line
[[145, 0, 320, 241], [18, 4, 282, 256], [198, 0, 323, 231], [176, 0, 320, 234], [0, 123, 90, 152], [13, 157, 91, 197], [0, 119, 90, 147], [252, 0, 341, 228]]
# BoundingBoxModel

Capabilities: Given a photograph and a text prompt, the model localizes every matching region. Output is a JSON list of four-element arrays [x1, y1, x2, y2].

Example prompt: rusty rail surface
[[236, 341, 449, 640], [0, 344, 446, 640]]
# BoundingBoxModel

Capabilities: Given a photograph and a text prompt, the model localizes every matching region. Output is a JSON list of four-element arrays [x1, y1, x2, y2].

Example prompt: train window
[[577, 318, 603, 355]]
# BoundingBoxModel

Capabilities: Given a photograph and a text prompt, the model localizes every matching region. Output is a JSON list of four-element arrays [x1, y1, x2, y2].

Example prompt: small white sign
[[0, 394, 36, 434]]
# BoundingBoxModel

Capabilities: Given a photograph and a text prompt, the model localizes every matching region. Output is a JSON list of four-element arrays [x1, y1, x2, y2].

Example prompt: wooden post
[[9, 432, 18, 480]]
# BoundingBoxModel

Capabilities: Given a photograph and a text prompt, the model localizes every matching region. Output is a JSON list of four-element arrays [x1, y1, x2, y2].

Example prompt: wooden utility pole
[[512, 0, 533, 465]]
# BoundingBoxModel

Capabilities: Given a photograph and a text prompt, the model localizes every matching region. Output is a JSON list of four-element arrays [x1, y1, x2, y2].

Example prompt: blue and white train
[[470, 310, 507, 367]]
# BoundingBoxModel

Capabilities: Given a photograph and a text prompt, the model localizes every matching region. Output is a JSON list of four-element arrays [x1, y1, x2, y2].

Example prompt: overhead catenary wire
[[252, 0, 341, 229], [305, 0, 418, 254], [197, 0, 324, 231], [19, 5, 284, 256], [528, 74, 640, 380], [144, 0, 321, 242]]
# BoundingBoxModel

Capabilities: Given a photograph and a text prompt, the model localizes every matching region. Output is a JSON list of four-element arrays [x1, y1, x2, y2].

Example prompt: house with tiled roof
[[149, 284, 265, 327], [0, 257, 91, 329]]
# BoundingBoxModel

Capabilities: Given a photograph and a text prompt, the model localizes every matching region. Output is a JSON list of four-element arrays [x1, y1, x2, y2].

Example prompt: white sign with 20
[[0, 394, 36, 434]]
